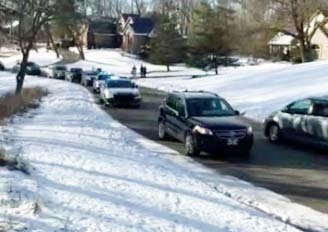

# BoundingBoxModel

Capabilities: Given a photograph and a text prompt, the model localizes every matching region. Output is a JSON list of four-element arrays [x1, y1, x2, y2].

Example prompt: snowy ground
[[0, 73, 310, 232], [0, 76, 327, 231], [0, 49, 328, 231], [0, 48, 61, 69]]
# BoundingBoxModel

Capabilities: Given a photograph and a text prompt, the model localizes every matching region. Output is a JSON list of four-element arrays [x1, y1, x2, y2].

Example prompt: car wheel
[[268, 123, 280, 143], [185, 133, 200, 156], [158, 120, 167, 140]]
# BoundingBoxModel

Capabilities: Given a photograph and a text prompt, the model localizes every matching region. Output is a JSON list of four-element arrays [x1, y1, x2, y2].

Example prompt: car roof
[[309, 96, 328, 103], [169, 91, 220, 99]]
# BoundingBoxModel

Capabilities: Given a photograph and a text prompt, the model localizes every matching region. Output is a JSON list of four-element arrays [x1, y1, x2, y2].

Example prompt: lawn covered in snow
[[66, 49, 328, 122], [0, 48, 61, 69], [1, 72, 326, 231]]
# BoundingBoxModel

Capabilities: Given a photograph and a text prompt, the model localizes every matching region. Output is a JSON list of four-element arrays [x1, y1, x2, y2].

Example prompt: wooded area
[[1, 0, 328, 92]]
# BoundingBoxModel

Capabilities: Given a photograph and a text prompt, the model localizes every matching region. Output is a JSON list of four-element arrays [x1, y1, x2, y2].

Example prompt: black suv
[[158, 91, 253, 156]]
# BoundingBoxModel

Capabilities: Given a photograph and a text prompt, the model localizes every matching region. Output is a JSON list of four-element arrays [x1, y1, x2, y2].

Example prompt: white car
[[99, 78, 142, 107], [93, 73, 112, 93]]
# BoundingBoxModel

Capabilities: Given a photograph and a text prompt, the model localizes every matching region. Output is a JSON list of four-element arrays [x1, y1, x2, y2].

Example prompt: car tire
[[158, 120, 167, 140], [267, 123, 281, 143], [185, 133, 200, 156]]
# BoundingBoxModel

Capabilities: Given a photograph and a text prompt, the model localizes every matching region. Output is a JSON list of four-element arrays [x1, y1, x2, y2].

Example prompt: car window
[[312, 103, 328, 117], [287, 100, 312, 115], [107, 80, 133, 88], [166, 94, 178, 111], [98, 75, 109, 81], [176, 98, 186, 117], [187, 98, 235, 117]]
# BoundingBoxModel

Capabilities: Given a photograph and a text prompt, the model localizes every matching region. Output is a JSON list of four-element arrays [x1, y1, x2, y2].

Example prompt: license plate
[[227, 139, 239, 146]]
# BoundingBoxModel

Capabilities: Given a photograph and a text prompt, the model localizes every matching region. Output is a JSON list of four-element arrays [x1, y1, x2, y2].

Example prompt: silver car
[[264, 97, 328, 149]]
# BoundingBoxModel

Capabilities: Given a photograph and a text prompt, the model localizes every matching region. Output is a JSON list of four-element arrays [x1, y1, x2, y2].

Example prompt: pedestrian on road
[[143, 65, 147, 78], [140, 65, 144, 78], [131, 65, 137, 79]]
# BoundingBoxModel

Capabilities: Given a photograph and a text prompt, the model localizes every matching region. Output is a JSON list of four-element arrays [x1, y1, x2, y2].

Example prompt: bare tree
[[0, 0, 55, 93], [270, 0, 328, 62]]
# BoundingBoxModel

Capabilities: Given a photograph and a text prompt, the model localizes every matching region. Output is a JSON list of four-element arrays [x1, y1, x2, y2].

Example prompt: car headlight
[[133, 91, 141, 98], [193, 125, 213, 135], [104, 89, 113, 99], [247, 126, 253, 134]]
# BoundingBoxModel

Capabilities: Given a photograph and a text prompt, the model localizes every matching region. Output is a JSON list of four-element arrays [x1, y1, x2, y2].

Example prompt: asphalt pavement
[[98, 86, 328, 214]]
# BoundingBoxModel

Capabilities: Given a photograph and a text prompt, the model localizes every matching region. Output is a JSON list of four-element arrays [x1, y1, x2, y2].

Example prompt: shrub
[[0, 87, 48, 120], [292, 57, 303, 64]]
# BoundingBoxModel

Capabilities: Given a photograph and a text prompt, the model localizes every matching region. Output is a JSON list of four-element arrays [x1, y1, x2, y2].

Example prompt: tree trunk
[[215, 66, 218, 75], [299, 39, 306, 63], [166, 65, 170, 72], [16, 51, 30, 94], [45, 25, 60, 58], [77, 43, 85, 60]]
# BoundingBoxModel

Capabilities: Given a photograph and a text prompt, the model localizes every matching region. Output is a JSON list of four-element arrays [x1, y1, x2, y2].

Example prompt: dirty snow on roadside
[[0, 73, 302, 232]]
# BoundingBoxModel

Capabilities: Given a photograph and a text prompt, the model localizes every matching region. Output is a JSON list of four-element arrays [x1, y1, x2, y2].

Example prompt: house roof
[[268, 33, 295, 46], [88, 17, 117, 34], [130, 17, 154, 34]]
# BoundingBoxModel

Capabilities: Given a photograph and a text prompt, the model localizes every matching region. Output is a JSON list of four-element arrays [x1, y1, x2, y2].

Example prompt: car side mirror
[[235, 110, 240, 115]]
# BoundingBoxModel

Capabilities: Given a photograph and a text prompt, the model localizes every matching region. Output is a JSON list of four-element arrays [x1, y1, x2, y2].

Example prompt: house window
[[312, 44, 320, 49]]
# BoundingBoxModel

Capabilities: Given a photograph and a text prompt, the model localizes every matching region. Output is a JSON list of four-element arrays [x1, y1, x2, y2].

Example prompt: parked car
[[66, 68, 83, 83], [99, 78, 142, 107], [12, 62, 41, 75], [0, 62, 5, 71], [93, 73, 112, 93], [264, 97, 328, 149], [158, 91, 253, 156], [82, 70, 101, 87], [49, 65, 67, 79]]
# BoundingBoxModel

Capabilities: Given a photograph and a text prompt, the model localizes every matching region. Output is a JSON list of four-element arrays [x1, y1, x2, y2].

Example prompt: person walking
[[143, 65, 147, 78], [131, 65, 137, 79], [140, 65, 144, 78]]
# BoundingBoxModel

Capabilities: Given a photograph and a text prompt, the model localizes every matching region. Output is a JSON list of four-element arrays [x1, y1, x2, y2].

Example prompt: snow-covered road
[[0, 73, 319, 232]]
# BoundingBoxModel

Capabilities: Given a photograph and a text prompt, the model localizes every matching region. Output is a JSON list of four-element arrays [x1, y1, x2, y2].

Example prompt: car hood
[[108, 88, 139, 95], [189, 116, 250, 130]]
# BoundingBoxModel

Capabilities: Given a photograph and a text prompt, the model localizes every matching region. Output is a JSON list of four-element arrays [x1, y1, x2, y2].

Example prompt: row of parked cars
[[48, 65, 142, 108], [9, 62, 327, 156], [157, 90, 328, 156]]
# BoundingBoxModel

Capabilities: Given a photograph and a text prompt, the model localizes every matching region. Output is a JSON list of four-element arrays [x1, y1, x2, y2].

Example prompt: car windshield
[[187, 98, 235, 117], [107, 80, 134, 88], [85, 71, 99, 75], [55, 66, 66, 71], [27, 62, 39, 67], [98, 75, 110, 81], [70, 68, 82, 73]]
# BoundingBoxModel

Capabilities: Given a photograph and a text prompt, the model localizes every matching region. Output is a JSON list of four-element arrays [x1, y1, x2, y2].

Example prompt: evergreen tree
[[149, 15, 185, 71], [187, 2, 231, 74]]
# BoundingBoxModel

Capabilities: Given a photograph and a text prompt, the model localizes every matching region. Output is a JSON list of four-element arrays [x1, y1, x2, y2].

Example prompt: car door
[[280, 99, 312, 139], [170, 98, 189, 142], [164, 94, 179, 138], [305, 102, 328, 142]]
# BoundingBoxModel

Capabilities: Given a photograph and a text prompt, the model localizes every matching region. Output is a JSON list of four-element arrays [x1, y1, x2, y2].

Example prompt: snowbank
[[0, 72, 313, 232]]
